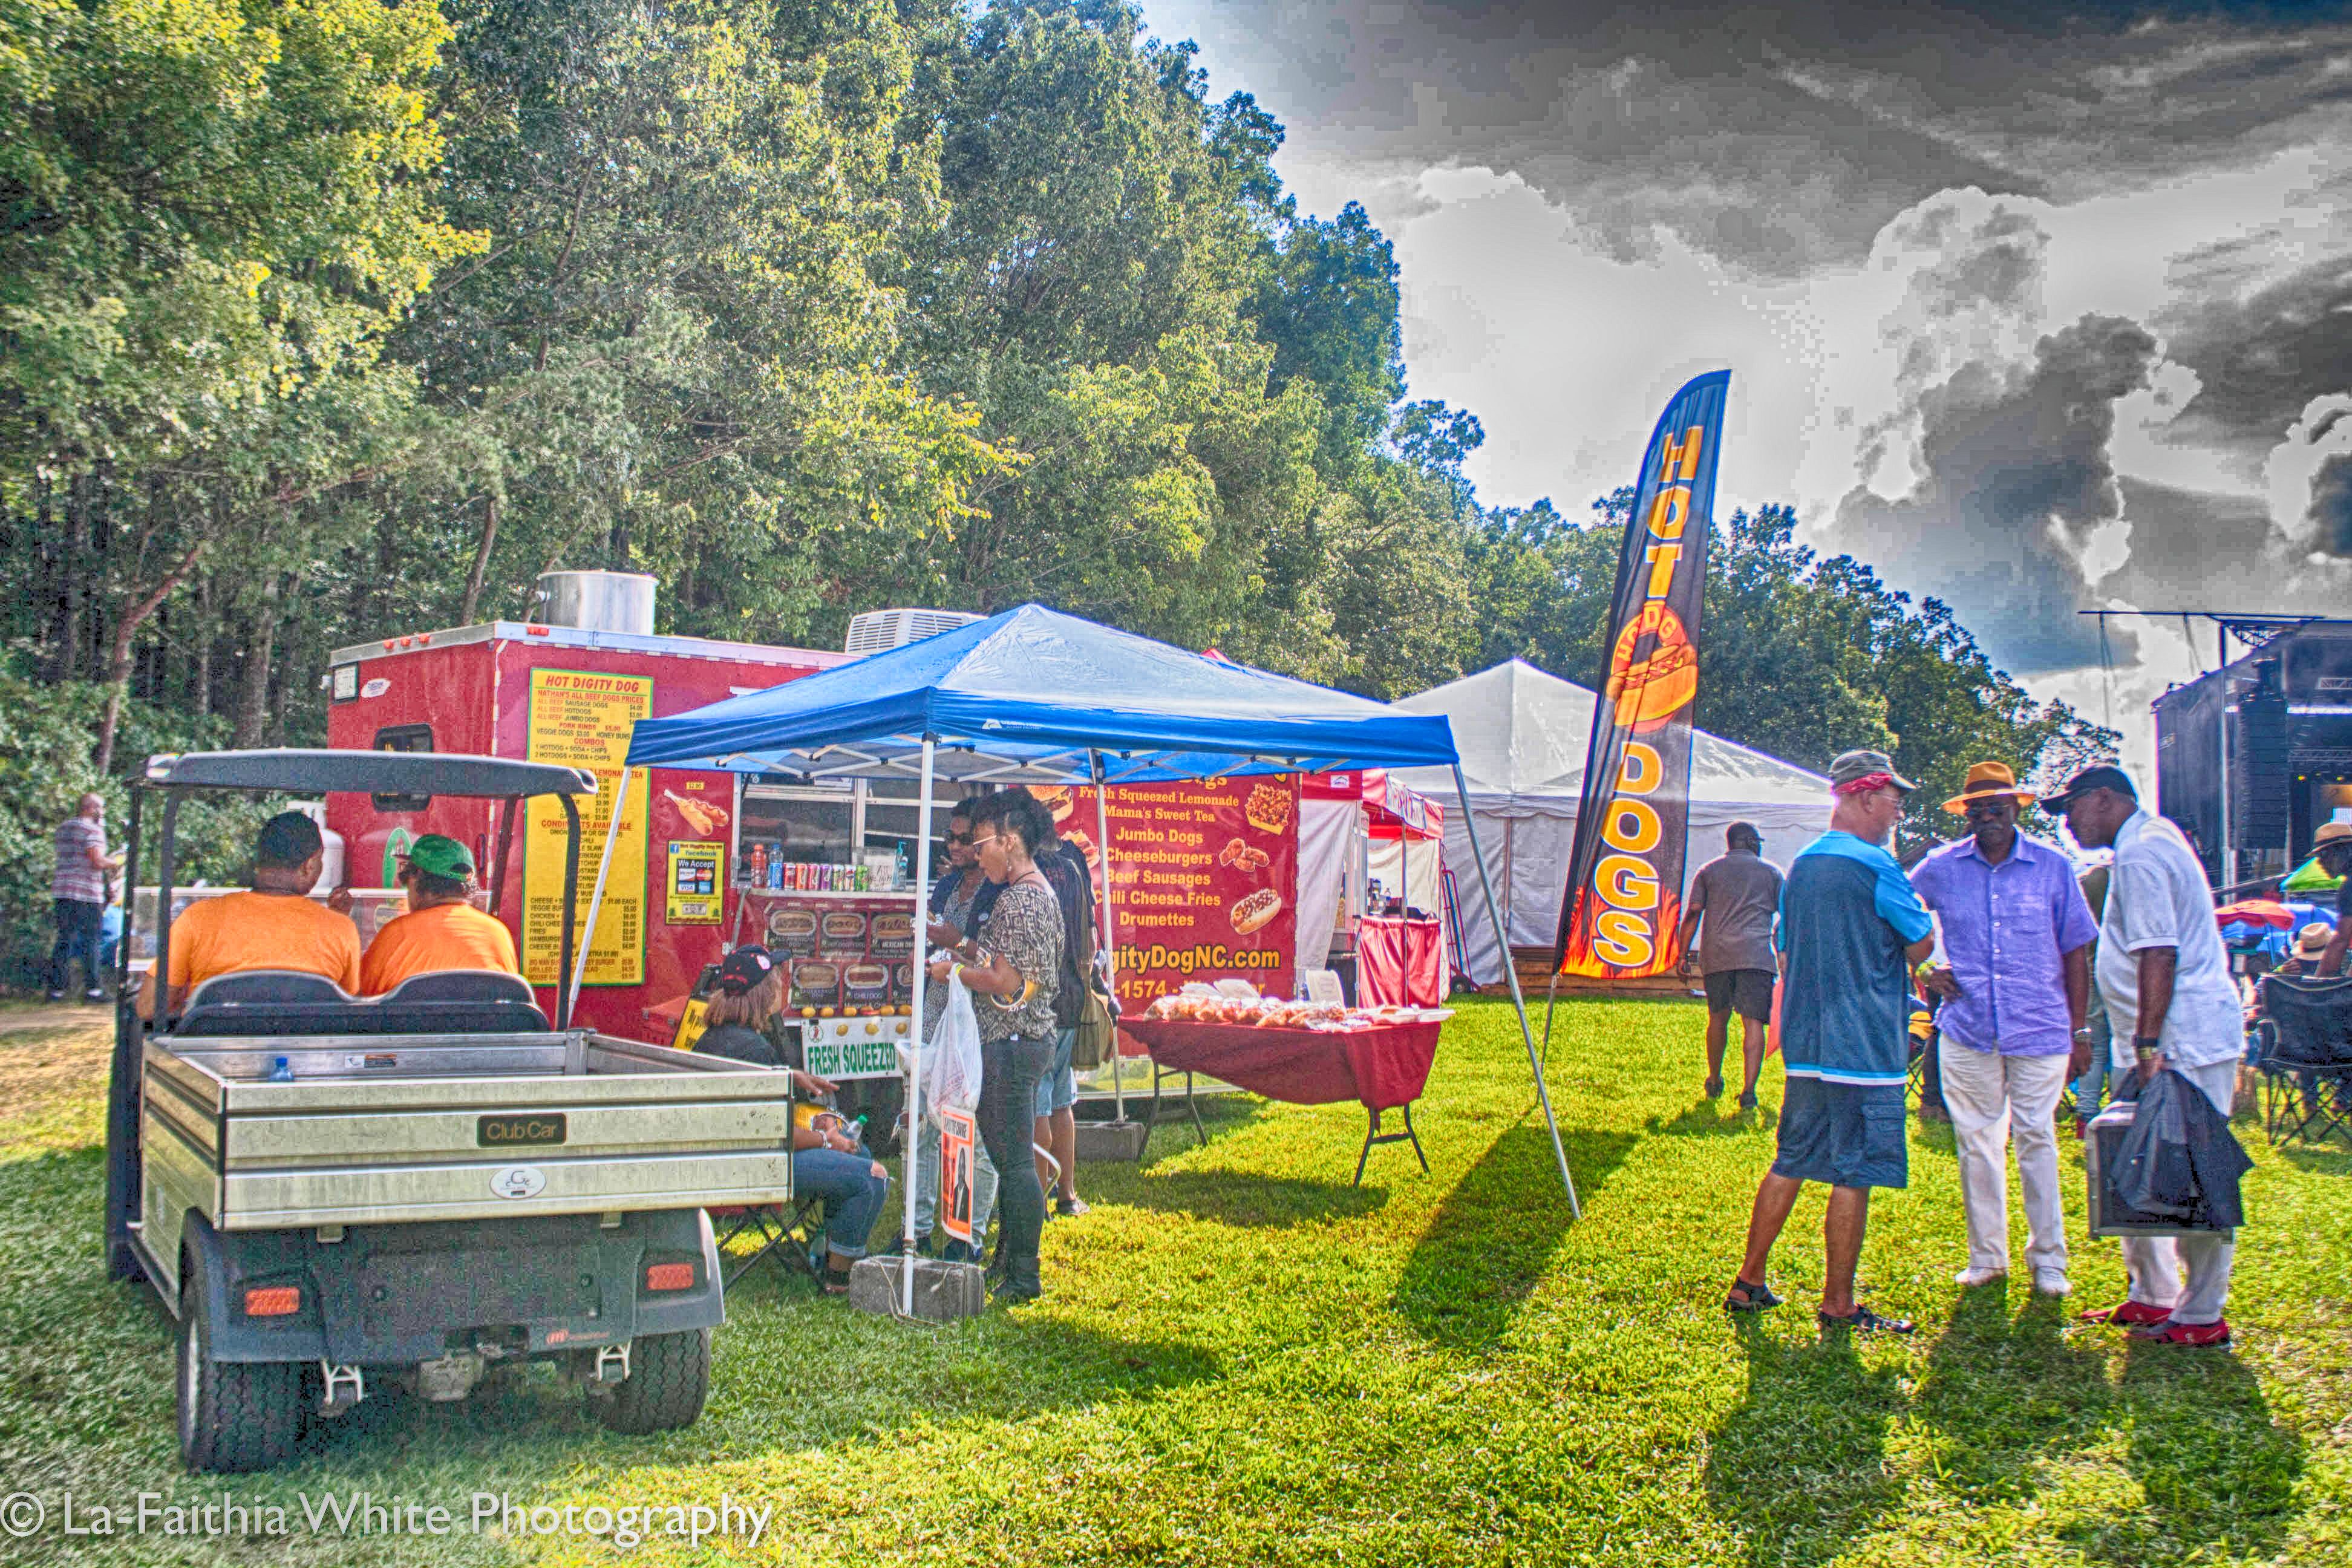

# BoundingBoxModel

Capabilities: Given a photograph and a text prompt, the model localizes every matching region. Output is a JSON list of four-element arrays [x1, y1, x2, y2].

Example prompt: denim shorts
[[1772, 1075, 1908, 1190], [1034, 1026, 1077, 1117]]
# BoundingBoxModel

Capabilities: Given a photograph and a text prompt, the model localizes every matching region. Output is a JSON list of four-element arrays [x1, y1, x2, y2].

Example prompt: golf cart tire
[[588, 1329, 709, 1435], [177, 1250, 304, 1473]]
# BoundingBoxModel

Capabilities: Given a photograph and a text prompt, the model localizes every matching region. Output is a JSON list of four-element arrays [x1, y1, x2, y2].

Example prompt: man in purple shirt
[[1911, 762, 2097, 1297]]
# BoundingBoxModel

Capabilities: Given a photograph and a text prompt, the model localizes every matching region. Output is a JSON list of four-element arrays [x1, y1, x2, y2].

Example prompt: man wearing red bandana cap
[[1726, 749, 1936, 1335]]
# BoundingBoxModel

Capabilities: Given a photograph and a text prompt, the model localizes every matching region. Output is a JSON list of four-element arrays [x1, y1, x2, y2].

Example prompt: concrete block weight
[[846, 1254, 987, 1321]]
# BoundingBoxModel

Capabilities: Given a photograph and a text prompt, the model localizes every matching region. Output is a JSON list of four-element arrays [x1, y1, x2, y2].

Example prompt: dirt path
[[0, 1002, 114, 1135]]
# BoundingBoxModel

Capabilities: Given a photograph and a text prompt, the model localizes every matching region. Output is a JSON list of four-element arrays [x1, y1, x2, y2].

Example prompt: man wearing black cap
[[163, 811, 362, 1011], [1677, 820, 1784, 1111], [1726, 750, 1935, 1334], [2046, 764, 2243, 1348]]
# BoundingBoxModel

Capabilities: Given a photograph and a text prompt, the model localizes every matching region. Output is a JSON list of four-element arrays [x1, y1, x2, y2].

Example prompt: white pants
[[2119, 1057, 2238, 1327], [1939, 1039, 2071, 1276]]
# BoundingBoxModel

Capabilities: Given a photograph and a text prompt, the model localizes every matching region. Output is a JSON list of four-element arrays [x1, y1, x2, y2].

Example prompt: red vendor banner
[[1034, 777, 1298, 1019], [1555, 370, 1731, 979]]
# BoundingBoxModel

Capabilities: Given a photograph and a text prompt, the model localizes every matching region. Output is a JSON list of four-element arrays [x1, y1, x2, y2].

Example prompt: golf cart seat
[[376, 969, 549, 1033], [175, 970, 374, 1037]]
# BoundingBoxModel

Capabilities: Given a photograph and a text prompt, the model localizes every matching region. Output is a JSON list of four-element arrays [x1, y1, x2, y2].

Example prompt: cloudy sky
[[1139, 0, 2352, 770]]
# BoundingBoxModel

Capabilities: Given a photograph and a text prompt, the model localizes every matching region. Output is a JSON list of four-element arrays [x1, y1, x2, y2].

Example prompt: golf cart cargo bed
[[140, 1031, 794, 1235]]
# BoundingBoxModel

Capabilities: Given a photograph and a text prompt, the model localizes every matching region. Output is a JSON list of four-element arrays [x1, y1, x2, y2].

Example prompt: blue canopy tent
[[606, 605, 1577, 1303]]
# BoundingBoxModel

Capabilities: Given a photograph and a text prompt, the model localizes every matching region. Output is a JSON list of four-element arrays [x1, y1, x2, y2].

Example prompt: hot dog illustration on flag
[[1555, 370, 1730, 978]]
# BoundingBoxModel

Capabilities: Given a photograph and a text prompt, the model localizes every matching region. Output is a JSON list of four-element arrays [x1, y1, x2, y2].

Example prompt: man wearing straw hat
[[1910, 762, 2099, 1296], [2310, 822, 2352, 978]]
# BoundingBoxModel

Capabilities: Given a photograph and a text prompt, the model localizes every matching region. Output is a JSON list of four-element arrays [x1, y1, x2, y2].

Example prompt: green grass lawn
[[3, 999, 2348, 1566]]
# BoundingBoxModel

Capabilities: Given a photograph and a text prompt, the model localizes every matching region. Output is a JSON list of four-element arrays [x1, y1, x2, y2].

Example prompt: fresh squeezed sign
[[1556, 370, 1730, 978], [1039, 776, 1298, 1010]]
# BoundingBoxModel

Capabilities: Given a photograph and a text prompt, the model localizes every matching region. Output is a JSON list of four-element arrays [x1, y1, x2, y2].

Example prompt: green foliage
[[0, 674, 267, 984]]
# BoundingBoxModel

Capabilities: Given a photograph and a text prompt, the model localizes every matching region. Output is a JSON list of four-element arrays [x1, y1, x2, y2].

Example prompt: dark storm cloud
[[2310, 454, 2352, 555], [2160, 231, 2352, 449], [1832, 315, 2161, 672], [1154, 1, 2352, 276]]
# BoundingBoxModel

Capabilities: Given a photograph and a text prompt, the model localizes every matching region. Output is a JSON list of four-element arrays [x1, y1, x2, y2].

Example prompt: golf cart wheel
[[177, 1250, 304, 1472], [587, 1329, 709, 1435]]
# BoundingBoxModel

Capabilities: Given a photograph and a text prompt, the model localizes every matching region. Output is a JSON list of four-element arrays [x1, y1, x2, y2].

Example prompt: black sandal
[[1818, 1304, 1914, 1336], [1725, 1279, 1783, 1312]]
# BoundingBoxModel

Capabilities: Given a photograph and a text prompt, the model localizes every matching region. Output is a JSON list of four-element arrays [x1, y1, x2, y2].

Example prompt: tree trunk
[[94, 538, 206, 777], [192, 573, 213, 718], [459, 494, 498, 624], [58, 475, 87, 681], [232, 575, 284, 750]]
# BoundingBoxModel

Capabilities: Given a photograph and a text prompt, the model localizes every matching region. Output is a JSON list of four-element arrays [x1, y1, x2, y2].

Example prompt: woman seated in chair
[[693, 947, 888, 1295]]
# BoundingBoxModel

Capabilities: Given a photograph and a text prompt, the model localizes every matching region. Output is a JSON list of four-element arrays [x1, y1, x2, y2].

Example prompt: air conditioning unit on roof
[[844, 607, 982, 655]]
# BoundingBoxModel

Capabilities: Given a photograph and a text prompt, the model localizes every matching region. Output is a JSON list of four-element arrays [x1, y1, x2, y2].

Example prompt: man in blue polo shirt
[[1726, 749, 1935, 1334]]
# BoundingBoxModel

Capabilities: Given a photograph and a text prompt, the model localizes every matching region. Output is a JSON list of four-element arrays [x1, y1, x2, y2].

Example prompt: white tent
[[1393, 659, 1829, 984]]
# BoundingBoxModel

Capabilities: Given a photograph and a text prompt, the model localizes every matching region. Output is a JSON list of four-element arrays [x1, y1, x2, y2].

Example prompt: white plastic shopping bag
[[927, 975, 984, 1116]]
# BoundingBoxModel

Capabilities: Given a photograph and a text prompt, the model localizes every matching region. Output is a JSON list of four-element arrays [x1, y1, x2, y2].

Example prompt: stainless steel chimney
[[534, 571, 656, 635]]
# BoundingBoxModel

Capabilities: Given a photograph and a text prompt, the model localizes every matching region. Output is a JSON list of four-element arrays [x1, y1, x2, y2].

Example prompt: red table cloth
[[1119, 1018, 1440, 1111], [1356, 915, 1445, 1008]]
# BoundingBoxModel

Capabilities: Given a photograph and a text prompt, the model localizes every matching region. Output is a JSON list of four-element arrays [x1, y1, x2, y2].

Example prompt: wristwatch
[[2132, 1034, 2162, 1061]]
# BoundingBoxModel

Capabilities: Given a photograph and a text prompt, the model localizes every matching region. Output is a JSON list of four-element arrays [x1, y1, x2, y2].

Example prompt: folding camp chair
[[710, 1194, 827, 1289], [2254, 975, 2352, 1149]]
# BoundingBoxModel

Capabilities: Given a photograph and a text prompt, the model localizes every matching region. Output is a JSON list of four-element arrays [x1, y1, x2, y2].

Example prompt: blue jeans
[[1033, 1027, 1078, 1117], [793, 1146, 889, 1262], [49, 898, 103, 995], [980, 1033, 1053, 1264], [2071, 1014, 2113, 1122]]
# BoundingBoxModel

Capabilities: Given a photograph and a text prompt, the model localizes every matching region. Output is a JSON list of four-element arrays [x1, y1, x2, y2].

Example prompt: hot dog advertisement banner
[[1030, 777, 1298, 1013], [1555, 370, 1730, 979], [522, 669, 653, 986]]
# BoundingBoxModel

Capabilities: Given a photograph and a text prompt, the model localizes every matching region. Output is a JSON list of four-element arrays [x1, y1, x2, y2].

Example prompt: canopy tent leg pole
[[1452, 765, 1579, 1216], [1540, 970, 1563, 1072], [1089, 750, 1127, 1126], [902, 737, 936, 1318], [567, 765, 630, 1025]]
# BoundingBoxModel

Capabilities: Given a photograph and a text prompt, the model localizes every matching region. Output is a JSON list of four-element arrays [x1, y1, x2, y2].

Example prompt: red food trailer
[[322, 573, 918, 1046]]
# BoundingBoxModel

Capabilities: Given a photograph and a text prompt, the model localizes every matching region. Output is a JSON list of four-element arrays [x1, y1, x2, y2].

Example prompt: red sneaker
[[2131, 1318, 2232, 1347], [2079, 1299, 2172, 1327]]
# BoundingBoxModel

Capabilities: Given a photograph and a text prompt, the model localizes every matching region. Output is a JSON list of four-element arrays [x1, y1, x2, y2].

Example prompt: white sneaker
[[1954, 1266, 2007, 1287], [2032, 1269, 2071, 1298]]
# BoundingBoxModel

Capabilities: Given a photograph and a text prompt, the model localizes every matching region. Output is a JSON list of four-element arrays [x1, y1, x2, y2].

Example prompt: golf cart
[[105, 750, 797, 1472]]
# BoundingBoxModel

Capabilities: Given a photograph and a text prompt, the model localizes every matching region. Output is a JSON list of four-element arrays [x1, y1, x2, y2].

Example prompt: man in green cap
[[358, 834, 520, 995]]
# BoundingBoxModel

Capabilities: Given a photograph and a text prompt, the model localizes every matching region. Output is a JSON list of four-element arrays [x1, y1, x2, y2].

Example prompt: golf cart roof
[[140, 749, 597, 799]]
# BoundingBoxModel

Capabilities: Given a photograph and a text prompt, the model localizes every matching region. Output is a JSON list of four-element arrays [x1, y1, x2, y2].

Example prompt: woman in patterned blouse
[[927, 788, 1063, 1303]]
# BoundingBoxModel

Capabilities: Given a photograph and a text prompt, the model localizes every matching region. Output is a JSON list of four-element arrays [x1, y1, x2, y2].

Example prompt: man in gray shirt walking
[[1677, 821, 1785, 1110]]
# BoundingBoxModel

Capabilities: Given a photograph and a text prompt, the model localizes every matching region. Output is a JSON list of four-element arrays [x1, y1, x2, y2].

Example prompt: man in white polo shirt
[[2046, 765, 2243, 1348]]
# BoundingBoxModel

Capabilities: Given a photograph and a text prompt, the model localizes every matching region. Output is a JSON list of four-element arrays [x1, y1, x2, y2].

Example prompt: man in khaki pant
[[1911, 763, 2099, 1296]]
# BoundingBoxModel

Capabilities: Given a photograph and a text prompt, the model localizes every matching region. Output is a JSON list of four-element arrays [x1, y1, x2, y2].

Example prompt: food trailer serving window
[[863, 776, 972, 869], [734, 775, 855, 886]]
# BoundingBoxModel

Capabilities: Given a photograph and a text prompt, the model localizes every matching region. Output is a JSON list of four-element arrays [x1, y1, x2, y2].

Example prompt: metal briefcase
[[2083, 1100, 2235, 1240]]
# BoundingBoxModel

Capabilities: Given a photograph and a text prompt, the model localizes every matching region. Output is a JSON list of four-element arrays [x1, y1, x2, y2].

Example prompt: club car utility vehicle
[[105, 750, 797, 1472]]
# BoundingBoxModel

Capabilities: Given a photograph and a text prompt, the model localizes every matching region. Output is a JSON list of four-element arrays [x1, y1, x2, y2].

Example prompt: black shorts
[[1703, 967, 1775, 1021], [1771, 1076, 1908, 1190]]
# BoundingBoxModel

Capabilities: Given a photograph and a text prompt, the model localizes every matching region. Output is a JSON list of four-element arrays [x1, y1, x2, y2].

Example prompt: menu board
[[521, 670, 652, 986], [1041, 776, 1298, 1012]]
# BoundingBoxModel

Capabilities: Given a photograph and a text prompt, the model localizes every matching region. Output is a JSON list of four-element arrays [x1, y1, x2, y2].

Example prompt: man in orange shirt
[[359, 834, 520, 995], [165, 812, 363, 1011]]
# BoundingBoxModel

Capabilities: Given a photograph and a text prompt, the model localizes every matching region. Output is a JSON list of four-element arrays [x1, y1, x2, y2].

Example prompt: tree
[[2, 0, 481, 768]]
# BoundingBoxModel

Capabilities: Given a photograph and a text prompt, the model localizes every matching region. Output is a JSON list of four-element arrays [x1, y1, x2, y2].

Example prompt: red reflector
[[382, 639, 396, 651], [644, 1263, 695, 1292], [526, 625, 550, 636], [243, 1285, 300, 1317]]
